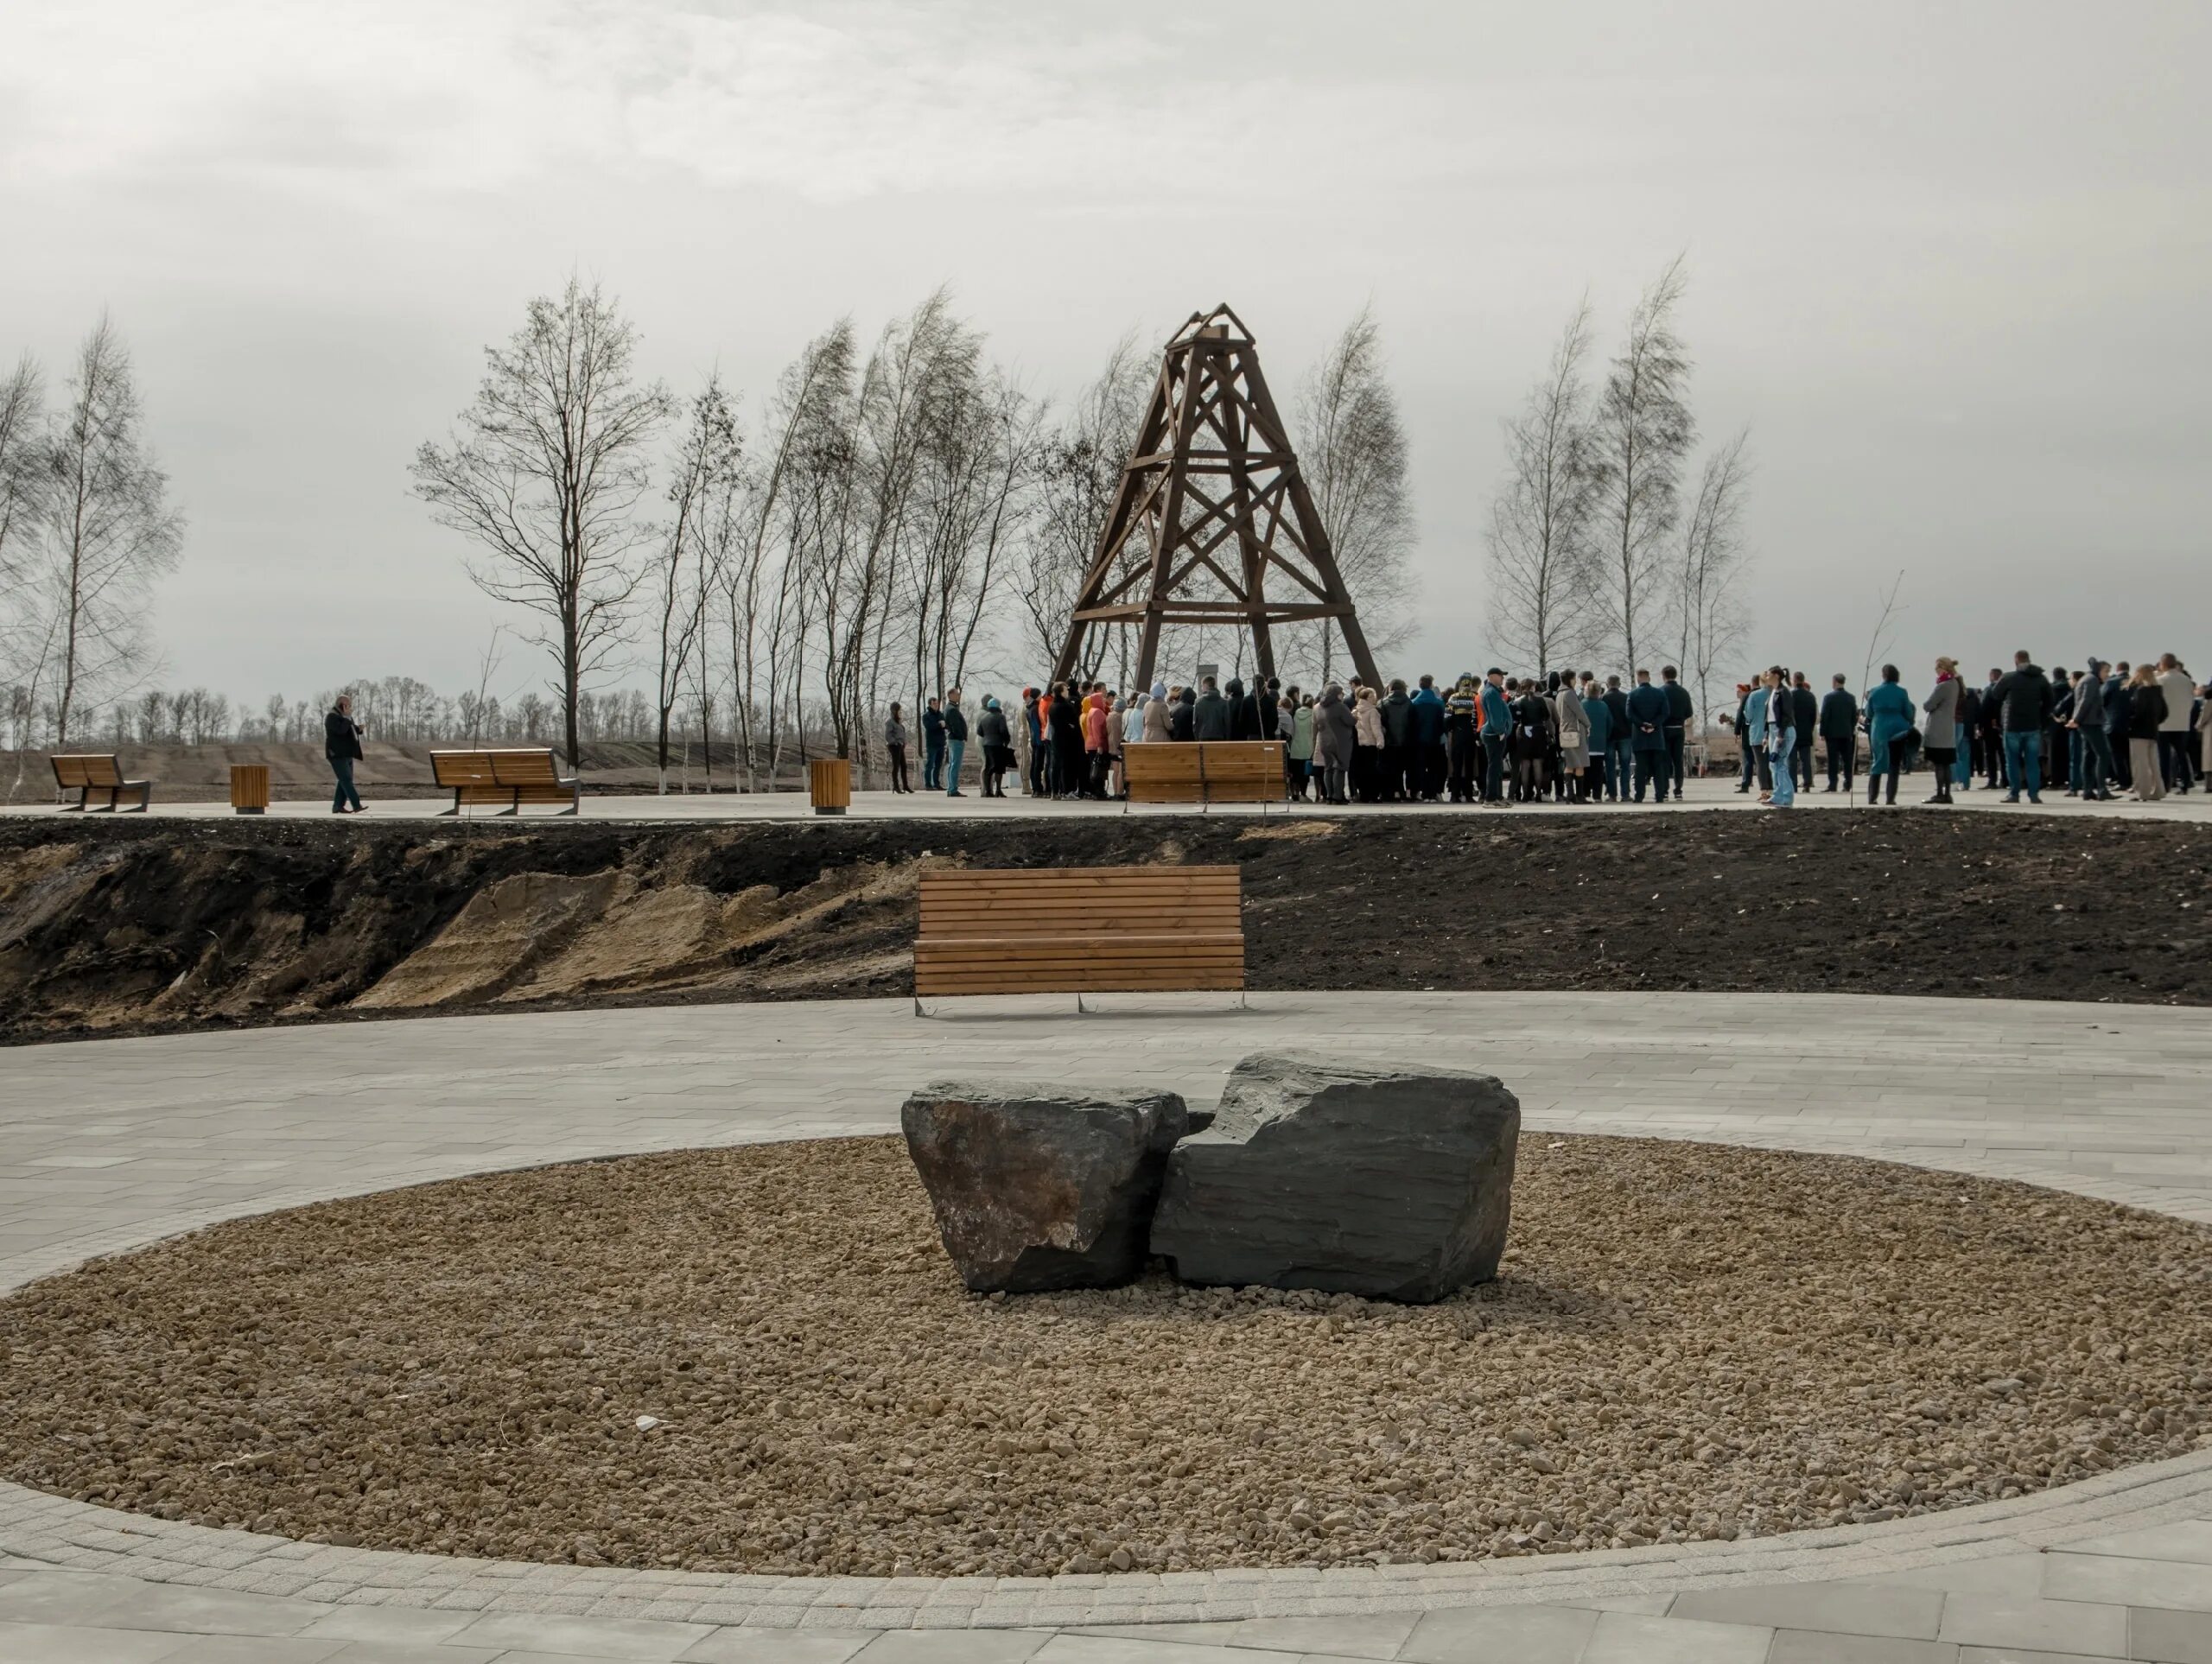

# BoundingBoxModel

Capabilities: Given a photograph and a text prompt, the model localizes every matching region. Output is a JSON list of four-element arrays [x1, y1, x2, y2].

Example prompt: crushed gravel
[[3, 1134, 2209, 1578]]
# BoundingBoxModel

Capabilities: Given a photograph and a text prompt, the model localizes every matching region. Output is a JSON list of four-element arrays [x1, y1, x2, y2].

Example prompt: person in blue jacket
[[1408, 674, 1447, 801], [1624, 669, 1671, 803], [1862, 664, 1916, 806]]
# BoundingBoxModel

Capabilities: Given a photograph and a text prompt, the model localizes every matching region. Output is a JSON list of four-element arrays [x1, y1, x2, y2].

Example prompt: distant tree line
[[3, 279, 1420, 788]]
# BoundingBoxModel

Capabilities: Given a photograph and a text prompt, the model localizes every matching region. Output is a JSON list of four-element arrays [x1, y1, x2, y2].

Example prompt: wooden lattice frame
[[1051, 305, 1380, 692]]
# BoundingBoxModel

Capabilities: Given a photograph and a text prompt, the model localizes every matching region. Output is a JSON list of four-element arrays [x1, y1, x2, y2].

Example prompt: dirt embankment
[[0, 812, 2206, 1045]]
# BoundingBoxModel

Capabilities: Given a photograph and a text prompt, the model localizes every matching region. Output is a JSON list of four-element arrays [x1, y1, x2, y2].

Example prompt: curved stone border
[[4, 991, 2211, 1630]]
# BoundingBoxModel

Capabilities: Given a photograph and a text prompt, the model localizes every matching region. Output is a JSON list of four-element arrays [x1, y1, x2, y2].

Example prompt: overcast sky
[[5, 0, 2207, 710]]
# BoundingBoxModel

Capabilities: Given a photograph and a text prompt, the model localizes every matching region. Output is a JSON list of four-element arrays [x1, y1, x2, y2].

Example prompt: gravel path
[[4, 1134, 2209, 1580]]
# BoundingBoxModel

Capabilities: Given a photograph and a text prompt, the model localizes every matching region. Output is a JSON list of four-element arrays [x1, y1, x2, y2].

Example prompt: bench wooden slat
[[1124, 741, 1283, 808], [914, 865, 1245, 1004], [429, 748, 579, 816], [51, 753, 149, 811]]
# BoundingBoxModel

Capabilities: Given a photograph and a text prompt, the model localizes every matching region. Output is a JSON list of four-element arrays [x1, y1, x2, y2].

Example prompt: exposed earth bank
[[1, 810, 2206, 1044]]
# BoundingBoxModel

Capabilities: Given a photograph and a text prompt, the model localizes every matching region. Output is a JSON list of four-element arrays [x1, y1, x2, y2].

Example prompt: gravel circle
[[4, 1134, 2210, 1579]]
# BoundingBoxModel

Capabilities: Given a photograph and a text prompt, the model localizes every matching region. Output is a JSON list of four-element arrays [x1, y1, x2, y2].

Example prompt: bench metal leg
[[60, 788, 86, 812], [442, 796, 461, 816], [913, 994, 928, 1019], [1075, 992, 1088, 1014], [129, 783, 150, 812]]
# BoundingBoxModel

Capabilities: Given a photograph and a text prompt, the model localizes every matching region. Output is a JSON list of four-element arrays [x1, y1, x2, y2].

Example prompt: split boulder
[[1149, 1052, 1520, 1302], [901, 1081, 1192, 1292]]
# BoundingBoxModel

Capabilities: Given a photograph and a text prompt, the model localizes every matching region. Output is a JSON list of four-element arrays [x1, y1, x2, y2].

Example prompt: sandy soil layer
[[2, 811, 2208, 1043], [3, 1134, 2207, 1578]]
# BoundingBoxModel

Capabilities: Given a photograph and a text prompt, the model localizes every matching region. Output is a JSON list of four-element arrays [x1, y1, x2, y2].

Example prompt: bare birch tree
[[1014, 332, 1151, 681], [1293, 306, 1415, 682], [30, 318, 185, 744], [1669, 428, 1754, 741], [410, 276, 672, 767], [718, 321, 854, 790], [651, 374, 741, 792], [1484, 297, 1601, 671], [1587, 257, 1694, 675]]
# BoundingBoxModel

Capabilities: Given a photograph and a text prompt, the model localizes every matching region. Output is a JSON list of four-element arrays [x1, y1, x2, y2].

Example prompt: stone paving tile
[[0, 1623, 196, 1663], [1397, 1602, 1598, 1663], [1672, 1579, 1945, 1638], [152, 1637, 351, 1663], [2041, 1553, 2212, 1614], [1766, 1635, 1961, 1663], [849, 1632, 1052, 1661], [447, 1611, 715, 1658], [1935, 1591, 2130, 1654], [2057, 1521, 2212, 1567], [317, 1646, 499, 1664], [1578, 1609, 1772, 1662], [675, 1629, 876, 1662], [2126, 1604, 2212, 1663]]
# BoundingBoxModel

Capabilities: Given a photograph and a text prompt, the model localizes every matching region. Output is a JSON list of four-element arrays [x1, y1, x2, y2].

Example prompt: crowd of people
[[878, 652, 2210, 810]]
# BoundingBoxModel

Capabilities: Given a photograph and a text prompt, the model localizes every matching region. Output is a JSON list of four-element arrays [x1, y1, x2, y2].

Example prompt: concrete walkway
[[4, 993, 2212, 1662], [5, 774, 2212, 825]]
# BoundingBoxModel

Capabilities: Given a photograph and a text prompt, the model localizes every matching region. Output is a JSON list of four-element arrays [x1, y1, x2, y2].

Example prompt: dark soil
[[1, 810, 2207, 1045]]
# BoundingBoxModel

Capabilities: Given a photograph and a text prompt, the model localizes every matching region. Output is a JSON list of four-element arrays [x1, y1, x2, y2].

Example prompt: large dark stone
[[901, 1081, 1191, 1292], [1149, 1052, 1520, 1302]]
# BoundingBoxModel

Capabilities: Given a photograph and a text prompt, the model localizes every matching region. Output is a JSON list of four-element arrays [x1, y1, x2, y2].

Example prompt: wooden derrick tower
[[1051, 305, 1380, 692]]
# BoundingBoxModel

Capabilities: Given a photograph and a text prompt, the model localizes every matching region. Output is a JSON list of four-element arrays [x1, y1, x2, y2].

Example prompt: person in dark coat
[[1192, 676, 1230, 740], [1953, 683, 1981, 793], [1659, 666, 1694, 801], [1978, 668, 2007, 788], [976, 695, 1012, 797], [1789, 674, 1819, 791], [2103, 661, 2133, 790], [325, 695, 365, 814], [1049, 681, 1085, 796], [2069, 659, 2115, 801], [1510, 679, 1554, 802], [920, 696, 947, 791], [1625, 670, 1671, 803], [1602, 675, 1632, 800], [1409, 675, 1446, 800], [1989, 651, 2055, 803], [1379, 680, 1414, 800], [1166, 685, 1196, 741], [1818, 675, 1859, 792], [1225, 676, 1258, 741]]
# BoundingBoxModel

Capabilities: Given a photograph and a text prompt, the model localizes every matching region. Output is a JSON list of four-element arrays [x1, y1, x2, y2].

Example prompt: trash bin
[[229, 763, 270, 816], [808, 758, 851, 816]]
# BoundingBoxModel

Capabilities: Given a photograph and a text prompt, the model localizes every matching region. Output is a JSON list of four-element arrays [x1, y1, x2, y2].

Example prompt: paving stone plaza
[[4, 992, 2212, 1661]]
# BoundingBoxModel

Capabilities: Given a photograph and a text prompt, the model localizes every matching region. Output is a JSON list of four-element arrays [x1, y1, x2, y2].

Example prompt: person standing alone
[[884, 703, 912, 793], [326, 694, 365, 815]]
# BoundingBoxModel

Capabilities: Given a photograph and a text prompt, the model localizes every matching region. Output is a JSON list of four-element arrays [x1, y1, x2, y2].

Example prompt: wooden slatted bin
[[808, 757, 851, 816], [229, 763, 270, 816]]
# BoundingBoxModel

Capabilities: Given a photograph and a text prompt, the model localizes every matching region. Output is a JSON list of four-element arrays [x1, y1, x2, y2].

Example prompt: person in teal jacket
[[1862, 664, 1916, 806], [1581, 687, 1613, 800]]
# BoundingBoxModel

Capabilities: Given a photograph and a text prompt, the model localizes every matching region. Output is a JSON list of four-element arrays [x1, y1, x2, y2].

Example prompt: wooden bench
[[914, 865, 1245, 1013], [52, 754, 151, 812], [429, 748, 581, 816], [1123, 740, 1285, 810]]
